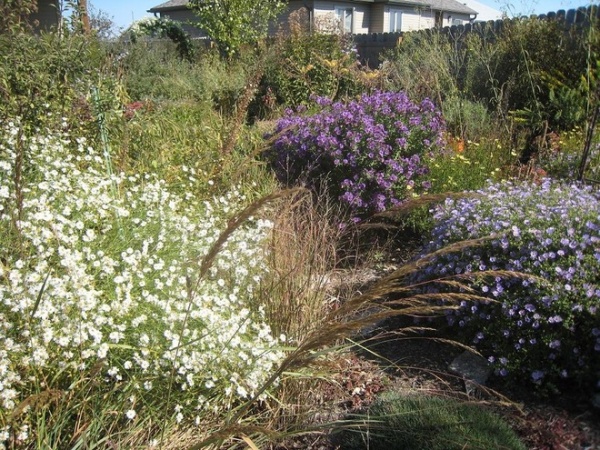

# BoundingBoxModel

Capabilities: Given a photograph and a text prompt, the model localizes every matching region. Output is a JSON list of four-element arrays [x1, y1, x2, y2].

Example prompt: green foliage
[[119, 100, 277, 200], [129, 17, 194, 61], [189, 0, 285, 58], [119, 40, 201, 102], [385, 17, 600, 142], [384, 31, 497, 143], [385, 31, 462, 106], [336, 392, 526, 450], [399, 135, 509, 236], [464, 19, 594, 133], [441, 97, 495, 142], [428, 139, 505, 193], [0, 0, 38, 33], [544, 71, 591, 131], [260, 10, 368, 109], [0, 30, 116, 135], [535, 128, 600, 181], [119, 41, 254, 114]]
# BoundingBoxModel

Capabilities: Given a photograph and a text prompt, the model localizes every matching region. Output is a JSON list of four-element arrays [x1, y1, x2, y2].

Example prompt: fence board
[[353, 6, 599, 67]]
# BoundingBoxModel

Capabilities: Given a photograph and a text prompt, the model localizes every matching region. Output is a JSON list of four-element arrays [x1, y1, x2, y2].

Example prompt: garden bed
[[272, 325, 600, 449], [272, 237, 600, 450]]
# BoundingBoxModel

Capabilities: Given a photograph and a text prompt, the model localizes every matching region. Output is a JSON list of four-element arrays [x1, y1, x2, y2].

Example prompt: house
[[460, 0, 504, 22], [147, 0, 206, 37], [290, 0, 478, 34], [148, 0, 479, 35]]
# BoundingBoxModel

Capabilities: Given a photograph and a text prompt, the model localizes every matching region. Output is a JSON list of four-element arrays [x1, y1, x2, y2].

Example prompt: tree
[[89, 4, 118, 40], [188, 0, 285, 58], [77, 0, 91, 35]]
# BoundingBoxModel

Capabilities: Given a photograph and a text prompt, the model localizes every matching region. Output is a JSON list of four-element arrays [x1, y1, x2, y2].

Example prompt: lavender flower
[[418, 179, 600, 391], [267, 91, 445, 221]]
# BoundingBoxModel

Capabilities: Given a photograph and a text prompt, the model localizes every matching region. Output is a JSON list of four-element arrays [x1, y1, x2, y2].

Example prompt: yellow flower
[[301, 64, 315, 74]]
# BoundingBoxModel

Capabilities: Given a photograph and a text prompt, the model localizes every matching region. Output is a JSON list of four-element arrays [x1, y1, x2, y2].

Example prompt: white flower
[[97, 343, 109, 359], [0, 120, 285, 433]]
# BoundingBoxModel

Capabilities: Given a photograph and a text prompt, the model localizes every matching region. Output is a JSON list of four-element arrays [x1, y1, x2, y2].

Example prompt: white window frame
[[335, 6, 354, 33], [389, 7, 403, 32]]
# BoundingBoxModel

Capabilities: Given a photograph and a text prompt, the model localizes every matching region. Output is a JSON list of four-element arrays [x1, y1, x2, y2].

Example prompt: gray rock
[[449, 350, 492, 395]]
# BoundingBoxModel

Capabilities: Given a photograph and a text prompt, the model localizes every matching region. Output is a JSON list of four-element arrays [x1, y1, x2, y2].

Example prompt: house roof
[[148, 0, 476, 16], [148, 0, 190, 13], [383, 0, 477, 15], [460, 0, 504, 21]]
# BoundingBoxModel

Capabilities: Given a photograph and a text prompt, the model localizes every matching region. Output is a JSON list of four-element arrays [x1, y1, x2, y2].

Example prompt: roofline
[[148, 0, 475, 16], [147, 2, 191, 13], [383, 0, 477, 15], [147, 7, 190, 13]]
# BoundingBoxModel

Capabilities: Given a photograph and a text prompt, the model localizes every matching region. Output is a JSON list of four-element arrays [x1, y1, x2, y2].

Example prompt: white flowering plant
[[128, 17, 194, 61], [0, 119, 285, 447]]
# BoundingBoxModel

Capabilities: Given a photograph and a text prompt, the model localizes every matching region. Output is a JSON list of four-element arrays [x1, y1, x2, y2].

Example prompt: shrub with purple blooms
[[421, 180, 600, 391], [268, 91, 445, 220]]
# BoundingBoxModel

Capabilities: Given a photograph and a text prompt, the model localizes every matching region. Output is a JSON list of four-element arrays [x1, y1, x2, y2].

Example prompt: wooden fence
[[354, 5, 600, 67]]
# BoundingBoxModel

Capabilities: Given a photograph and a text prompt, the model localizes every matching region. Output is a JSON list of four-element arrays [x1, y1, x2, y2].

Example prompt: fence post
[[578, 89, 600, 181]]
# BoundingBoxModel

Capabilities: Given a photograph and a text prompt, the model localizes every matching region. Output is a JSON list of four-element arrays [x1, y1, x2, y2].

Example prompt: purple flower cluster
[[267, 91, 445, 220], [420, 180, 600, 390]]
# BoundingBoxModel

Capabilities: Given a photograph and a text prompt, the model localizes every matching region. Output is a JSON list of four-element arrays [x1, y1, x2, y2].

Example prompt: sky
[[91, 0, 589, 33]]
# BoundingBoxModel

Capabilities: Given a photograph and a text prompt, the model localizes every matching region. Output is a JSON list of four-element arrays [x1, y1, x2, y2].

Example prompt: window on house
[[335, 7, 353, 33], [435, 11, 443, 27], [389, 8, 402, 32]]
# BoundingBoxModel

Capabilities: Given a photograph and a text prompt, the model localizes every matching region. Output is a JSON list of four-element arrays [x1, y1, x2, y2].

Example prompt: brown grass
[[180, 188, 529, 450], [256, 189, 350, 340]]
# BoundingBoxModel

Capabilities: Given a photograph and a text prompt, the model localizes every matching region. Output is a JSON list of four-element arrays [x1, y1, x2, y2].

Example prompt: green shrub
[[129, 17, 194, 61], [336, 392, 526, 450], [0, 30, 113, 132], [441, 97, 495, 143], [534, 128, 600, 182], [0, 0, 38, 33], [385, 31, 461, 107], [261, 9, 367, 109], [119, 41, 254, 116], [188, 0, 285, 58], [119, 41, 206, 104], [428, 138, 506, 193], [463, 18, 595, 133], [385, 16, 599, 141], [118, 100, 277, 201]]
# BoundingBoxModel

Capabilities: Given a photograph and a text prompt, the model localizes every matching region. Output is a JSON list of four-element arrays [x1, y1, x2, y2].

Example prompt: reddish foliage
[[123, 101, 151, 120]]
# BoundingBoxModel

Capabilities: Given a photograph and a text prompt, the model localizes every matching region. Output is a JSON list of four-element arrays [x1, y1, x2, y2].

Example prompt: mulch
[[272, 319, 600, 450]]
